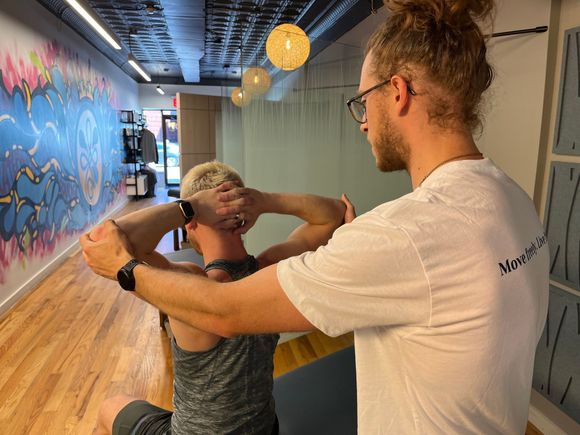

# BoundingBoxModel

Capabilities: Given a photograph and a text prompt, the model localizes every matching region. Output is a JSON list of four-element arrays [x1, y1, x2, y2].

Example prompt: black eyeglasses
[[346, 78, 416, 124]]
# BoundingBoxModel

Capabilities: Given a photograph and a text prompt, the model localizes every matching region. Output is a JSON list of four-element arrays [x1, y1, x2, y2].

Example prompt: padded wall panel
[[544, 162, 580, 290], [553, 26, 580, 155], [533, 285, 580, 424]]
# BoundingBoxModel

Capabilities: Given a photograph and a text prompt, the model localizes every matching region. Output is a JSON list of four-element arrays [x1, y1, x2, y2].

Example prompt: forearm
[[132, 263, 313, 336], [133, 264, 226, 333], [141, 250, 204, 275], [115, 202, 184, 256], [255, 193, 346, 265], [261, 192, 345, 226]]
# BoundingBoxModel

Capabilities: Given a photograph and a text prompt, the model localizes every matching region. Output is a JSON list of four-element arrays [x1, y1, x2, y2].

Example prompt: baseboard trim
[[0, 199, 129, 317], [528, 390, 580, 435]]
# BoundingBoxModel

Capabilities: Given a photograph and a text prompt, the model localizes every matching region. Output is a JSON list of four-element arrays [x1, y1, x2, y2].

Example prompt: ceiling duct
[[159, 0, 205, 83], [36, 0, 383, 85]]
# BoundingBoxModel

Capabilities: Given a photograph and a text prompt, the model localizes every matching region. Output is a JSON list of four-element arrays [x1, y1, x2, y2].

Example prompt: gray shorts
[[113, 400, 279, 435], [112, 400, 172, 435]]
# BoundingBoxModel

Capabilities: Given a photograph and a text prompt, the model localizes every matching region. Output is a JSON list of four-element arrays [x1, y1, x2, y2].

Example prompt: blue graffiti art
[[0, 42, 125, 282]]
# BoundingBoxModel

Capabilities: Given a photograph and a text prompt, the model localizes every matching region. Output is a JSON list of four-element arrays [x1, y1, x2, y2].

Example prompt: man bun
[[386, 0, 494, 29], [366, 0, 495, 131]]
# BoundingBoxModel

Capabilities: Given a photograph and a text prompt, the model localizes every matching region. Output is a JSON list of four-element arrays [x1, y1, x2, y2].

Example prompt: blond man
[[93, 161, 348, 435]]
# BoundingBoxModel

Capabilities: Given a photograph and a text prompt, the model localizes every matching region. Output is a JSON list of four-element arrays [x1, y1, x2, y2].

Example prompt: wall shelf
[[121, 109, 147, 199]]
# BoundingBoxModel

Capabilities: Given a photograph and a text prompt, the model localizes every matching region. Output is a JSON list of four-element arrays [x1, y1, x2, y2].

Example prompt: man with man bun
[[83, 1, 549, 432]]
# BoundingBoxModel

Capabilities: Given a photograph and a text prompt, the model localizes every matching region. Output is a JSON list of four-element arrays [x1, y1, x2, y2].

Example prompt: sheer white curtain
[[219, 41, 411, 254]]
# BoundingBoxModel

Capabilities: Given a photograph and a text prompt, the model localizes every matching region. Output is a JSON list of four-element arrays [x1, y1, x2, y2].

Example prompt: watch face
[[117, 263, 137, 291], [177, 200, 194, 224]]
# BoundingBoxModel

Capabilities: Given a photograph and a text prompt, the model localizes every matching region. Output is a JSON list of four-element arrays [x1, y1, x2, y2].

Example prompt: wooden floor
[[0, 187, 543, 435]]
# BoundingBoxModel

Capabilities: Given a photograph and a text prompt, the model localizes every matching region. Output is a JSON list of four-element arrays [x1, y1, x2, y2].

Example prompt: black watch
[[175, 199, 195, 224], [117, 259, 143, 291]]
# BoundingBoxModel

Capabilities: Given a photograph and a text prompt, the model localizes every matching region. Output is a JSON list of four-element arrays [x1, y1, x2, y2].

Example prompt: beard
[[372, 112, 409, 172]]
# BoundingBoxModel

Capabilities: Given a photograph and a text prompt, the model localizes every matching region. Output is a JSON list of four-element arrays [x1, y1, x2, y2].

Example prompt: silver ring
[[235, 213, 240, 220], [240, 218, 246, 227]]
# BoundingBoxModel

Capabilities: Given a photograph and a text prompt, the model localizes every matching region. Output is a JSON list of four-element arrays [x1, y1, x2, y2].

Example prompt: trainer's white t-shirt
[[277, 159, 549, 434]]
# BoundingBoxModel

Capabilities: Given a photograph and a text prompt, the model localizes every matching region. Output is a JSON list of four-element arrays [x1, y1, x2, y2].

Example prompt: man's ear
[[390, 74, 412, 115], [185, 220, 198, 232]]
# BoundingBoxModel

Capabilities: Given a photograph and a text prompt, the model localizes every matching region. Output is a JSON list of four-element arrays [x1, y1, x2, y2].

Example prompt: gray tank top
[[170, 255, 279, 435]]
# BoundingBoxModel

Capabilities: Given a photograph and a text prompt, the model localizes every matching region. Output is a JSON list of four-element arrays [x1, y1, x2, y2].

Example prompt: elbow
[[180, 312, 238, 338], [187, 281, 247, 338], [216, 301, 252, 338], [211, 315, 240, 338], [218, 300, 249, 337], [201, 289, 243, 338], [219, 328, 239, 339]]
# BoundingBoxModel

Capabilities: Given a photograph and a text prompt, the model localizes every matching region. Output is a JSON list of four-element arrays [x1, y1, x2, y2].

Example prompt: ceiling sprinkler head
[[144, 1, 161, 15]]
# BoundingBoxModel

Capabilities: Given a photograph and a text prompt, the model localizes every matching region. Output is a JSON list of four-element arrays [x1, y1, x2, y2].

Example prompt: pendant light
[[266, 24, 310, 71], [242, 67, 271, 95], [231, 87, 251, 107]]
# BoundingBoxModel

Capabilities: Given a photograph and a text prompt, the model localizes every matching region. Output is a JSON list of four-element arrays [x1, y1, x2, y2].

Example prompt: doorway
[[161, 113, 180, 186], [143, 110, 180, 187]]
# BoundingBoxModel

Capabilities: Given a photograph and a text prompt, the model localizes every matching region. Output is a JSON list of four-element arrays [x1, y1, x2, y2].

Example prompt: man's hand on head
[[183, 181, 265, 235], [80, 220, 135, 280], [184, 182, 242, 230], [214, 183, 264, 235]]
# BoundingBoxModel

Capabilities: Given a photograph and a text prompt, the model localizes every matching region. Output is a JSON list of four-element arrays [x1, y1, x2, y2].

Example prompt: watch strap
[[123, 258, 142, 272], [117, 258, 143, 291]]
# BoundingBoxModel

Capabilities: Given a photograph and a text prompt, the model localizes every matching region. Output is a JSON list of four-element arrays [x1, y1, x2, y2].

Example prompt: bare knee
[[96, 394, 139, 435]]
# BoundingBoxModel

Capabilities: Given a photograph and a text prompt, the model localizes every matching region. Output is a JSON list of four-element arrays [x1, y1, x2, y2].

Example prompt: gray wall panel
[[544, 162, 580, 290], [533, 285, 580, 424], [553, 26, 580, 155]]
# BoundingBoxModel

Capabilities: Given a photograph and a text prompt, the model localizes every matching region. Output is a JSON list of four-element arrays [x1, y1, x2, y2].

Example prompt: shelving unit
[[120, 110, 148, 198]]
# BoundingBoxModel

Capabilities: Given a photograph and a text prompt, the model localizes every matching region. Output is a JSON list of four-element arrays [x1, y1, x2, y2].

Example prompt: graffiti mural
[[0, 40, 125, 283]]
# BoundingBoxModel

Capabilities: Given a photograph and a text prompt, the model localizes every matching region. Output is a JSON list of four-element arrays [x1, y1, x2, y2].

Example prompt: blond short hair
[[180, 160, 244, 199]]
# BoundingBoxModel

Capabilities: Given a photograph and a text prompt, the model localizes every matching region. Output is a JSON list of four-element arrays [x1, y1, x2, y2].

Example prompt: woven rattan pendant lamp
[[266, 24, 310, 71], [242, 67, 271, 95]]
